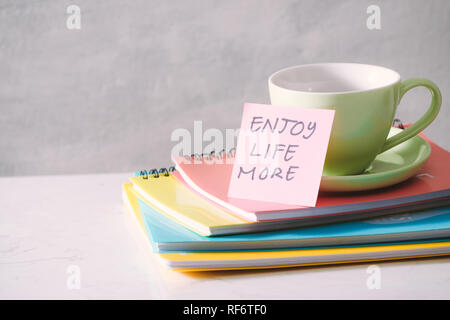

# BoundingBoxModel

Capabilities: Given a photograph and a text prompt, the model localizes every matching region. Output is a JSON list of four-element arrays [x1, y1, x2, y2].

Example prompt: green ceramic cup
[[268, 63, 442, 176]]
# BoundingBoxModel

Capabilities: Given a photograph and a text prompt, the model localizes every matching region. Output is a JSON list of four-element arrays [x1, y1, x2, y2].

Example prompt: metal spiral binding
[[187, 148, 237, 161], [138, 148, 237, 179], [139, 166, 176, 179], [393, 118, 405, 129]]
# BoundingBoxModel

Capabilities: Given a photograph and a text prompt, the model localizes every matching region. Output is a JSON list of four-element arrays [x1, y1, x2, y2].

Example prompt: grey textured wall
[[1, 0, 449, 176]]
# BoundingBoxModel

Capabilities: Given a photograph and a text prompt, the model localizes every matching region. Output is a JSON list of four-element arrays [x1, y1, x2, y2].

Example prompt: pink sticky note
[[227, 102, 335, 207]]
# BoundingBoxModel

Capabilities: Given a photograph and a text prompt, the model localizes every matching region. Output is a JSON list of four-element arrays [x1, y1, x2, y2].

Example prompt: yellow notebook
[[123, 183, 450, 272], [123, 183, 147, 235], [159, 241, 450, 271], [131, 173, 390, 236], [129, 175, 248, 236]]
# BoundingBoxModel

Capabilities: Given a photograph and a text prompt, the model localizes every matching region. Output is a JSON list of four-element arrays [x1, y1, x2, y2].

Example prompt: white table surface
[[1, 173, 449, 300]]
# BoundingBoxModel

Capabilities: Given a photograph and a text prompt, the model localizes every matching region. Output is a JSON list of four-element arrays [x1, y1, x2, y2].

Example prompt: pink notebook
[[172, 154, 304, 221], [172, 134, 450, 222]]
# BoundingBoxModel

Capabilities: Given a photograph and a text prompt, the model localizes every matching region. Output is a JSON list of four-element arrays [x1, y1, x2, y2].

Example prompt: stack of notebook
[[122, 129, 450, 271]]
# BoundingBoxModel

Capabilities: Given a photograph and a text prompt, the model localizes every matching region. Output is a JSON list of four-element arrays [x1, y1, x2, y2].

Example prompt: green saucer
[[320, 127, 431, 192]]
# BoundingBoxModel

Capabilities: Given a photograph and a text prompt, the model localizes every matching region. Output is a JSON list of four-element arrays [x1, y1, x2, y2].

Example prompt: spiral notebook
[[172, 135, 450, 222], [129, 170, 247, 236], [129, 168, 450, 236], [130, 171, 374, 236]]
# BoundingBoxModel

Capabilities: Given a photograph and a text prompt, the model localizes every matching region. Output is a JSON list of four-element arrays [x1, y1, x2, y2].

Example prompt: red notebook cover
[[172, 129, 449, 222]]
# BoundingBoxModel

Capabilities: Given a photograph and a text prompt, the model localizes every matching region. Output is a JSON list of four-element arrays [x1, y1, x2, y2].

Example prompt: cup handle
[[380, 78, 442, 153]]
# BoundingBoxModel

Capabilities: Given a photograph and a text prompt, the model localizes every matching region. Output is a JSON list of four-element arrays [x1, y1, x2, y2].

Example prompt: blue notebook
[[126, 187, 450, 252]]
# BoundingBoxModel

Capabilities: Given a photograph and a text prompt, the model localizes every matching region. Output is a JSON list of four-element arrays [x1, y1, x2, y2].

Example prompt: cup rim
[[268, 62, 401, 95]]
